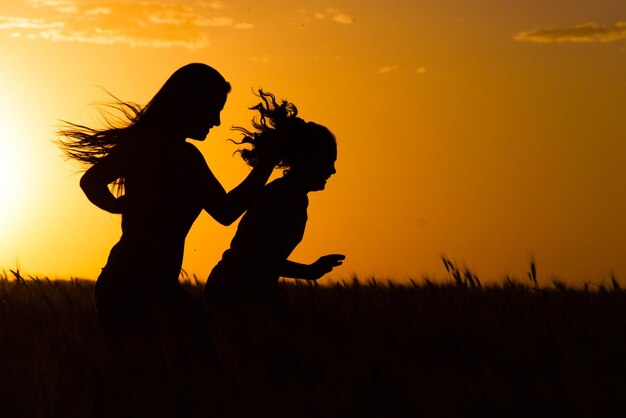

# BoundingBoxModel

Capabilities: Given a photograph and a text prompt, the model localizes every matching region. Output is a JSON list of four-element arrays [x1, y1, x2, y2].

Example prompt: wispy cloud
[[515, 22, 626, 43], [0, 16, 63, 29], [249, 54, 284, 65], [196, 1, 225, 10], [376, 65, 427, 76], [378, 65, 398, 75], [0, 0, 254, 49], [314, 7, 354, 25], [84, 7, 111, 16]]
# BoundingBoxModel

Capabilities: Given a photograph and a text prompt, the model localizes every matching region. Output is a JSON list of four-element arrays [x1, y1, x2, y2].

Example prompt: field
[[1, 268, 625, 418]]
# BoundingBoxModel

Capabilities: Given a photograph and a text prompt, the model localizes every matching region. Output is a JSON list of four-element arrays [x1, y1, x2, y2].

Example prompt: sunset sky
[[0, 0, 625, 285]]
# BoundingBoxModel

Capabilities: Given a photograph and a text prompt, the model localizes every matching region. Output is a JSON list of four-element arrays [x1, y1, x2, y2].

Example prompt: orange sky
[[0, 0, 625, 285]]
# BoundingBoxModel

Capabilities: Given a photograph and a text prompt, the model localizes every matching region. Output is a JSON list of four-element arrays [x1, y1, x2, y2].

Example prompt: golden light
[[0, 100, 29, 235]]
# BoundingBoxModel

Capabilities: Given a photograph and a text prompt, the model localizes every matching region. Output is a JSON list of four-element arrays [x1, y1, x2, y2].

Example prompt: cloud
[[196, 1, 224, 10], [332, 12, 353, 25], [314, 7, 354, 25], [249, 54, 283, 65], [233, 22, 253, 30], [84, 7, 111, 16], [25, 0, 79, 13], [378, 65, 398, 75], [375, 65, 427, 75], [514, 22, 626, 43], [0, 0, 253, 49], [0, 16, 63, 29]]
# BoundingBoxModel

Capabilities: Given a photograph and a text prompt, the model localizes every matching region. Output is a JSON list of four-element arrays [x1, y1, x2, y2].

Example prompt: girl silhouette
[[203, 90, 345, 306], [58, 64, 276, 329]]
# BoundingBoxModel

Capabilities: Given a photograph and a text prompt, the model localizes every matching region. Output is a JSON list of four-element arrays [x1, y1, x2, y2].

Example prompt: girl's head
[[235, 90, 337, 191], [58, 63, 231, 166], [140, 63, 231, 140], [286, 122, 336, 191], [58, 63, 230, 193]]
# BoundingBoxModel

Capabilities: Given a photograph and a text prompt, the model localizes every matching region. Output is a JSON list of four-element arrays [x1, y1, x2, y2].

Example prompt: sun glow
[[0, 101, 29, 233]]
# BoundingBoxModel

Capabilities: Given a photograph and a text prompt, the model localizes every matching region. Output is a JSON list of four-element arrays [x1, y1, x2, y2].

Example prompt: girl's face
[[180, 92, 227, 141], [292, 142, 337, 192]]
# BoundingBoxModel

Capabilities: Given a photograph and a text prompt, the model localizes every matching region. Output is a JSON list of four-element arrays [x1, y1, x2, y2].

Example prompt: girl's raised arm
[[186, 143, 275, 226]]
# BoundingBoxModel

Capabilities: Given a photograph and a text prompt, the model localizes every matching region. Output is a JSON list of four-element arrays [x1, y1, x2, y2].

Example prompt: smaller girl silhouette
[[204, 90, 345, 306]]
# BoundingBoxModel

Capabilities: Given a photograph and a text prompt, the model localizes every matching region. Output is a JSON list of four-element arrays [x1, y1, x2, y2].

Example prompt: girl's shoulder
[[181, 140, 202, 154], [172, 141, 208, 167], [172, 140, 201, 158], [261, 177, 308, 207], [264, 177, 292, 195]]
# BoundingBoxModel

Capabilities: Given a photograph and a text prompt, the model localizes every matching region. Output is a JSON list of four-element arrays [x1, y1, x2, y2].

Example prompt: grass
[[1, 267, 625, 418]]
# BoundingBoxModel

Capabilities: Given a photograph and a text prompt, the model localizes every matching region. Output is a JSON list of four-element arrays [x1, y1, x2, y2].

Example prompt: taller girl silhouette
[[58, 63, 276, 329]]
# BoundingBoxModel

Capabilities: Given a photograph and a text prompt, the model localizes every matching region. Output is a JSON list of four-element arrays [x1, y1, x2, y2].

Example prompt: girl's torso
[[106, 139, 206, 279], [207, 177, 308, 290]]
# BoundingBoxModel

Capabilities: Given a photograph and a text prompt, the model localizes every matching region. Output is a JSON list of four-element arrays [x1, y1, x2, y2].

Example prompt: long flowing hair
[[233, 90, 334, 173], [57, 63, 231, 191]]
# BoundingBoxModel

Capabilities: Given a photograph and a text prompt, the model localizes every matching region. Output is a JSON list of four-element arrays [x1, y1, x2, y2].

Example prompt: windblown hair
[[234, 90, 335, 172], [57, 95, 144, 166], [57, 63, 231, 191]]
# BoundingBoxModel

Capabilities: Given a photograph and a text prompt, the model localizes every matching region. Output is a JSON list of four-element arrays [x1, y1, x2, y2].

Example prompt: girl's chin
[[309, 180, 327, 191], [186, 126, 212, 141], [188, 131, 208, 141]]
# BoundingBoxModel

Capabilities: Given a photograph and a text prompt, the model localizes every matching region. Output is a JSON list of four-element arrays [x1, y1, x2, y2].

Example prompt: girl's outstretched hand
[[306, 254, 346, 280]]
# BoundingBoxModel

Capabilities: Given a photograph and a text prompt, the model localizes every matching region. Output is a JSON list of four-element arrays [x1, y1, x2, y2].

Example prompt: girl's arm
[[217, 158, 275, 225], [187, 143, 275, 226], [279, 254, 346, 280], [79, 149, 129, 214]]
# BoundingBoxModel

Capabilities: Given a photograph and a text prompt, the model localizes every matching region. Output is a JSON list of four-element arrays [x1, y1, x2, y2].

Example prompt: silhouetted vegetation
[[1, 269, 625, 418]]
